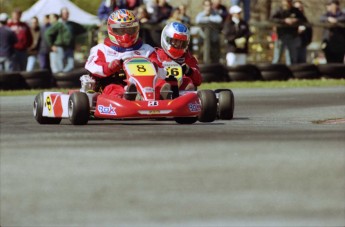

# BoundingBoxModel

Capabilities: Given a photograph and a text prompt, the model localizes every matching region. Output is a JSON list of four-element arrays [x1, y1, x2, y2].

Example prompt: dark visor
[[166, 37, 188, 49], [112, 26, 139, 36]]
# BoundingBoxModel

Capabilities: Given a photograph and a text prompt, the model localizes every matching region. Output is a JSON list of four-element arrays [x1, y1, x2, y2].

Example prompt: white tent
[[22, 0, 100, 25]]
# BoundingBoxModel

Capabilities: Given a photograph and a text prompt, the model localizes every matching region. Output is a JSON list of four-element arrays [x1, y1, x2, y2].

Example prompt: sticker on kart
[[125, 58, 156, 76]]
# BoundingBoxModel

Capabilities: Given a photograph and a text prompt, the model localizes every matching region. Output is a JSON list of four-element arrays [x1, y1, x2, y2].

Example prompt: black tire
[[53, 68, 88, 88], [218, 90, 234, 120], [227, 64, 262, 81], [318, 64, 345, 79], [21, 69, 52, 88], [55, 80, 81, 88], [260, 71, 291, 81], [68, 92, 90, 125], [201, 72, 225, 82], [199, 63, 224, 73], [256, 63, 290, 71], [257, 63, 293, 81], [200, 63, 228, 82], [292, 70, 321, 79], [33, 92, 62, 124], [288, 64, 321, 79], [289, 63, 319, 72], [174, 117, 198, 124], [0, 71, 27, 90], [197, 90, 217, 122]]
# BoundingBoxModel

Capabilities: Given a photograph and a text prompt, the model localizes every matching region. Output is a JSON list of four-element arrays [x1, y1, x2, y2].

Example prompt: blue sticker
[[172, 22, 187, 32], [98, 104, 116, 115]]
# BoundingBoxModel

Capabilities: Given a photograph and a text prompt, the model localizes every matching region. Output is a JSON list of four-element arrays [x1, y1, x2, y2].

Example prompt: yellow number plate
[[126, 58, 156, 76]]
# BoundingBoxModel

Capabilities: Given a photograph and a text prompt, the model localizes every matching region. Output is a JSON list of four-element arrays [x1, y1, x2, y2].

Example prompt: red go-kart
[[33, 57, 234, 125]]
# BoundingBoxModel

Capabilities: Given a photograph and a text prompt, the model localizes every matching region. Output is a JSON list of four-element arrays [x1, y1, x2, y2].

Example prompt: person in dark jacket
[[320, 0, 345, 63], [0, 13, 17, 72], [222, 5, 250, 66], [26, 16, 41, 71], [271, 0, 307, 65], [7, 8, 33, 71], [60, 7, 86, 72], [45, 8, 86, 73], [293, 0, 313, 63], [144, 0, 173, 47], [38, 15, 51, 71], [98, 0, 114, 23], [45, 13, 71, 74], [212, 0, 228, 22]]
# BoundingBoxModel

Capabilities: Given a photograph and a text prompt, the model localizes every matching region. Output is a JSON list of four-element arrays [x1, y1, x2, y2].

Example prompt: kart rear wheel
[[33, 92, 62, 124], [68, 92, 90, 125], [197, 90, 217, 122], [218, 90, 234, 120], [175, 117, 198, 124]]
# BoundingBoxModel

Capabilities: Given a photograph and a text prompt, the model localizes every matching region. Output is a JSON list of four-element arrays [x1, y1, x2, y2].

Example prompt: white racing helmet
[[161, 22, 190, 59]]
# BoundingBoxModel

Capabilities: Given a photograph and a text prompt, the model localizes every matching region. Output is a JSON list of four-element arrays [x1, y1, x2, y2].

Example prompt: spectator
[[7, 8, 33, 71], [195, 0, 223, 63], [320, 0, 345, 63], [293, 0, 313, 64], [45, 8, 86, 74], [212, 0, 228, 22], [230, 0, 251, 22], [137, 4, 156, 46], [150, 0, 173, 24], [0, 13, 17, 72], [98, 0, 115, 24], [60, 7, 86, 72], [113, 0, 142, 10], [178, 4, 191, 26], [26, 17, 41, 71], [271, 0, 307, 65], [38, 14, 51, 71], [166, 8, 182, 24], [145, 0, 173, 47], [143, 0, 155, 14], [223, 5, 250, 66], [45, 13, 71, 74]]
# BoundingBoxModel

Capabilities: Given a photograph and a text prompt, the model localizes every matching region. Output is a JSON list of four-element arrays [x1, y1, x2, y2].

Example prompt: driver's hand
[[108, 59, 123, 73], [182, 63, 192, 76]]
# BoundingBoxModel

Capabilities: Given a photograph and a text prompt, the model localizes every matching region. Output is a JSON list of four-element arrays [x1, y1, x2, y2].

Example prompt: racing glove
[[108, 59, 123, 74], [181, 63, 193, 76]]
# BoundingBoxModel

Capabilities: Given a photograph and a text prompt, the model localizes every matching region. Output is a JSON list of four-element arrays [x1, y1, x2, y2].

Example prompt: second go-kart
[[33, 57, 232, 125]]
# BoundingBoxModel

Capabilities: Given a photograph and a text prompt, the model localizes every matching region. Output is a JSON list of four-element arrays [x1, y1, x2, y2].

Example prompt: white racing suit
[[83, 38, 162, 97]]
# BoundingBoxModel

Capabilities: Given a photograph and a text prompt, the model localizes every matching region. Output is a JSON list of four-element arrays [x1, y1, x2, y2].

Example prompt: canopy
[[22, 0, 100, 25]]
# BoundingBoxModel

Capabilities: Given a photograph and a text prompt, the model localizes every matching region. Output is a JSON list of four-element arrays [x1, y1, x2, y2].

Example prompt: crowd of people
[[1, 0, 345, 74], [0, 7, 86, 73]]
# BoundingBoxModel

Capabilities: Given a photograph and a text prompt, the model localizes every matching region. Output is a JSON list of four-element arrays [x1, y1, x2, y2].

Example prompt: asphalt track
[[1, 87, 345, 227]]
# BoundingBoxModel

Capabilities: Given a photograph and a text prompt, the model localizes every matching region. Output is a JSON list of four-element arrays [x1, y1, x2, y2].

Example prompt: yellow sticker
[[165, 64, 183, 87], [126, 59, 156, 76], [149, 110, 160, 115], [45, 96, 52, 112]]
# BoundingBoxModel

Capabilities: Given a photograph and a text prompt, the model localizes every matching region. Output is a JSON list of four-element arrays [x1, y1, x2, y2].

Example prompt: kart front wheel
[[68, 92, 90, 125], [33, 92, 62, 124], [197, 90, 217, 122], [218, 90, 234, 120], [175, 117, 198, 124]]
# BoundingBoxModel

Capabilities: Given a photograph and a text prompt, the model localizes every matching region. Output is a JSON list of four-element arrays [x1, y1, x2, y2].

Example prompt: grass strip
[[1, 79, 344, 96]]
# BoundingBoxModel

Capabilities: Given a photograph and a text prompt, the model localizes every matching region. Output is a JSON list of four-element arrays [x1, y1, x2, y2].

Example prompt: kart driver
[[155, 21, 202, 97], [83, 9, 166, 100]]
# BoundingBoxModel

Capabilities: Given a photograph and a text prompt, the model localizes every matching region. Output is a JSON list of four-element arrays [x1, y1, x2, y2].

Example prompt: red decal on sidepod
[[50, 94, 63, 117]]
